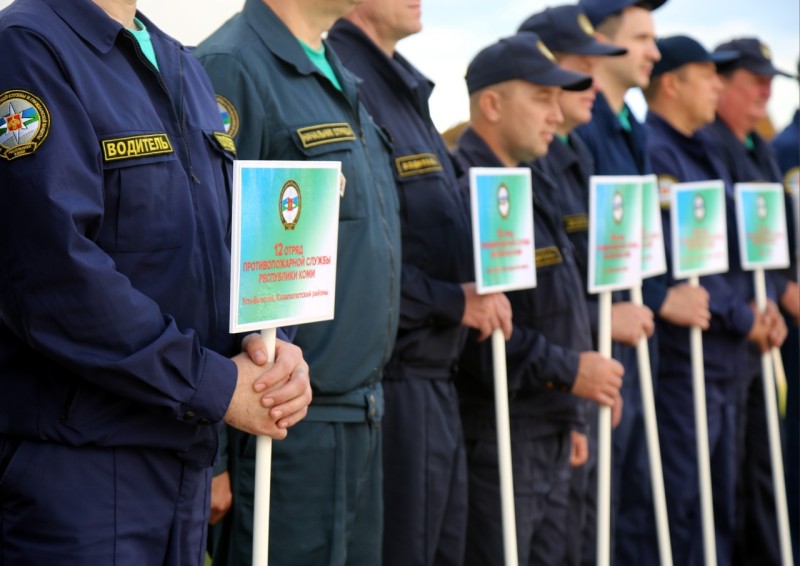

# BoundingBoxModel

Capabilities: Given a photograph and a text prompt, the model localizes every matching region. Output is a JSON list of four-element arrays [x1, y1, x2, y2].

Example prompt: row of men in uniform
[[197, 0, 799, 564], [1, 0, 796, 564]]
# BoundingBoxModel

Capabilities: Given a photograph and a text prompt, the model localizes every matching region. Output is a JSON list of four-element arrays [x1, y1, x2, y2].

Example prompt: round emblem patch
[[0, 90, 50, 161], [216, 94, 240, 139], [657, 174, 679, 207], [497, 183, 510, 219], [759, 42, 772, 61], [693, 193, 706, 222], [280, 180, 302, 230], [612, 191, 624, 224], [784, 166, 799, 197]]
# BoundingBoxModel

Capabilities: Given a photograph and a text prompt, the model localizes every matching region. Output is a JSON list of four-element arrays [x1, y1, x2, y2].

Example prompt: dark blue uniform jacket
[[646, 111, 752, 380], [0, 0, 239, 466], [535, 135, 599, 341], [700, 117, 796, 298], [454, 128, 589, 438], [327, 20, 471, 375]]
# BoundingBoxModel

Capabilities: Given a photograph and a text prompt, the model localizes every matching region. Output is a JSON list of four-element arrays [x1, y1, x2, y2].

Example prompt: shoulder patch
[[216, 94, 239, 138], [296, 123, 356, 149], [0, 89, 50, 161], [394, 153, 444, 177], [657, 174, 679, 208], [213, 131, 237, 155], [784, 166, 799, 197], [536, 246, 563, 267], [101, 133, 173, 162], [563, 213, 589, 233]]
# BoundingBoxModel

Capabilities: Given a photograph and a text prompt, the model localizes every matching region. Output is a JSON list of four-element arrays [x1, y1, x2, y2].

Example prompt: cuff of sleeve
[[178, 350, 237, 426], [559, 349, 581, 390], [730, 302, 755, 337], [643, 277, 668, 315], [433, 281, 467, 325]]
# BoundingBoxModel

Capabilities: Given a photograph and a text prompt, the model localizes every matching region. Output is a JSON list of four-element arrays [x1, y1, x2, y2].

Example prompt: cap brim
[[527, 66, 593, 91], [568, 41, 628, 57], [708, 50, 740, 66]]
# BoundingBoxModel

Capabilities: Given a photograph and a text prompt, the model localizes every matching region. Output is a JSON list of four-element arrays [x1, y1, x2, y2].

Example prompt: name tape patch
[[296, 123, 356, 148], [563, 214, 589, 233], [535, 246, 563, 267], [395, 153, 444, 177], [102, 133, 173, 162]]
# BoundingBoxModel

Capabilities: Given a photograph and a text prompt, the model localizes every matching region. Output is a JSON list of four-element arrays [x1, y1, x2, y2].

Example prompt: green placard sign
[[670, 180, 728, 279], [641, 174, 667, 278], [469, 167, 536, 294], [230, 160, 341, 332], [588, 176, 643, 293], [735, 182, 790, 270]]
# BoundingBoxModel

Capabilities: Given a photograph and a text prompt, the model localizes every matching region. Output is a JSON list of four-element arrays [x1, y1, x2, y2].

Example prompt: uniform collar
[[329, 19, 434, 105], [43, 0, 173, 55], [243, 0, 324, 77], [42, 0, 123, 53], [455, 127, 506, 169]]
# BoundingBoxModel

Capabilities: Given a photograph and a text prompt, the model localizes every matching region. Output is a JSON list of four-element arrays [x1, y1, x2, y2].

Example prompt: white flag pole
[[688, 275, 717, 566], [753, 268, 794, 566], [630, 285, 673, 566], [492, 328, 519, 566], [252, 327, 276, 566], [597, 290, 613, 566]]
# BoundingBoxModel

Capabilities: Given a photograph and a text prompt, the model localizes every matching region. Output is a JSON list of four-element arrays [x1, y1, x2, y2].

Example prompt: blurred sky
[[1, 0, 797, 133]]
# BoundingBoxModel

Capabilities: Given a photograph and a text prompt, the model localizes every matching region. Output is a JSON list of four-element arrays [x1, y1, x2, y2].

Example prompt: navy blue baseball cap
[[652, 35, 739, 77], [714, 38, 793, 77], [465, 32, 593, 94], [518, 5, 627, 56], [579, 0, 667, 27]]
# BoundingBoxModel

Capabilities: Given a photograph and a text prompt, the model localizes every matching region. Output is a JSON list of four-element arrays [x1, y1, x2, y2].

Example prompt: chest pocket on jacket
[[288, 122, 363, 221], [201, 130, 235, 240], [392, 146, 458, 229], [514, 246, 571, 327], [99, 134, 192, 252]]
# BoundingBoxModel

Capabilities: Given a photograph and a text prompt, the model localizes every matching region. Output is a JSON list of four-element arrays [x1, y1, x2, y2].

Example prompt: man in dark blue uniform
[[574, 1, 675, 562], [327, 2, 512, 564], [0, 0, 312, 562], [518, 7, 627, 564], [771, 64, 800, 557], [643, 35, 749, 565], [454, 32, 624, 565], [196, 0, 402, 564], [699, 37, 792, 566]]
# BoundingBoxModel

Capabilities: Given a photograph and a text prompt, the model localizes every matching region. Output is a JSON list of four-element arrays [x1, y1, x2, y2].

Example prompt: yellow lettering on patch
[[213, 132, 237, 155], [563, 214, 589, 233], [101, 133, 173, 162], [535, 246, 563, 267], [296, 123, 356, 148], [394, 153, 444, 178]]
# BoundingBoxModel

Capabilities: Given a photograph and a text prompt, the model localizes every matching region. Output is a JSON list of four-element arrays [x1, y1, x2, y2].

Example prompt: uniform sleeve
[[197, 51, 270, 161], [0, 28, 236, 423], [504, 323, 582, 393], [399, 264, 465, 328]]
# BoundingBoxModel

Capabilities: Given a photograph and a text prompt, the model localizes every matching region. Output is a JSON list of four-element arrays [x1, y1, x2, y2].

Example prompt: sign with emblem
[[230, 160, 341, 332], [588, 175, 643, 293], [641, 175, 667, 279], [0, 90, 50, 161], [734, 182, 789, 270], [670, 180, 728, 279], [469, 167, 536, 293]]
